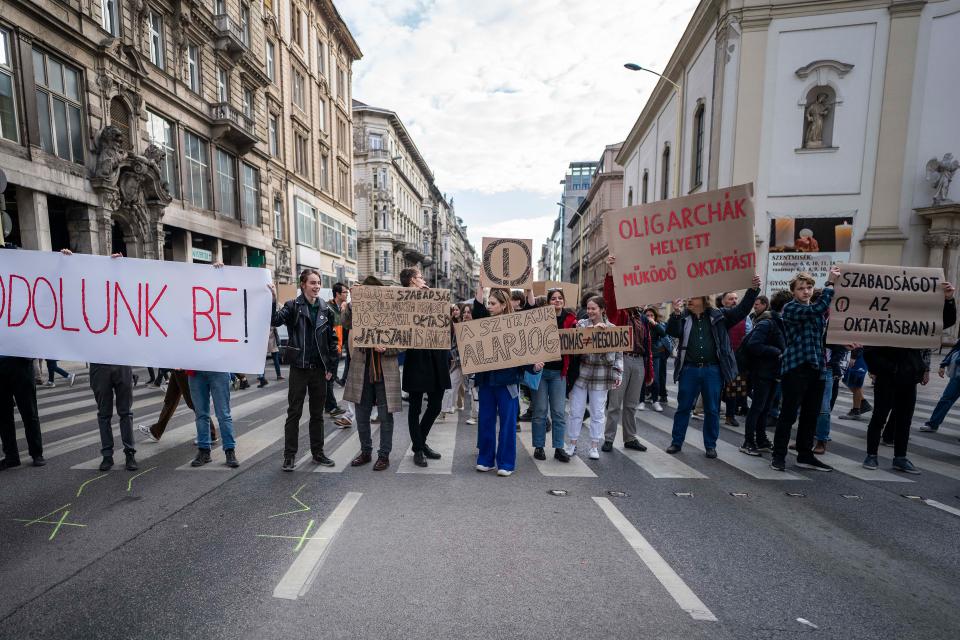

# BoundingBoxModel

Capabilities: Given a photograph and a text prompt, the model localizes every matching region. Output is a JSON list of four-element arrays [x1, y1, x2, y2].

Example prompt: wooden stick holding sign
[[455, 305, 561, 374], [351, 285, 451, 349], [480, 237, 534, 290], [826, 263, 947, 349], [559, 326, 633, 355]]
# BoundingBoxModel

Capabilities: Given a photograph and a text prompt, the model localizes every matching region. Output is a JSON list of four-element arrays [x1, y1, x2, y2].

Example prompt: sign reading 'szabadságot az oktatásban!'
[[454, 305, 561, 375], [826, 263, 946, 349], [351, 286, 451, 349], [605, 183, 757, 308], [558, 326, 633, 355]]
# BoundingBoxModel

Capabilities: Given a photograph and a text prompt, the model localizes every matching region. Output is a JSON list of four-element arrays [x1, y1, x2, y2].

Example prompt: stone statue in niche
[[93, 125, 127, 181], [803, 92, 832, 148], [926, 153, 959, 205]]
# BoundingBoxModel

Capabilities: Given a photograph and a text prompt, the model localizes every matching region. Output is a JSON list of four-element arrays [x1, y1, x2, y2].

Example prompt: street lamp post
[[625, 63, 683, 199], [557, 200, 584, 291]]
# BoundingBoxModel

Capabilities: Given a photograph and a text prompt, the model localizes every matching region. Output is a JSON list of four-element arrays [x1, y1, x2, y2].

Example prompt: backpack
[[735, 323, 761, 375]]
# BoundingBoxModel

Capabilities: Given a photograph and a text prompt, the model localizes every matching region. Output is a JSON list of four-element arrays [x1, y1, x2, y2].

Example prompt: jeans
[[927, 374, 960, 428], [408, 390, 444, 453], [46, 360, 70, 383], [149, 370, 218, 440], [477, 385, 518, 471], [568, 383, 608, 443], [187, 371, 235, 451], [285, 366, 328, 457], [356, 380, 393, 456], [0, 358, 42, 461], [531, 368, 566, 449], [442, 366, 463, 413], [773, 365, 824, 460], [745, 376, 777, 445], [89, 364, 135, 456], [815, 369, 833, 442], [670, 364, 722, 449], [866, 371, 917, 458], [604, 355, 647, 444]]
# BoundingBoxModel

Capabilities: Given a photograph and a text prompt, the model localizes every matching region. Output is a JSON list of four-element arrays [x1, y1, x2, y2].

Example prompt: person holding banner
[[665, 274, 761, 459], [531, 288, 576, 462], [565, 297, 623, 460], [862, 283, 955, 474], [922, 341, 960, 433], [472, 287, 543, 476], [0, 354, 45, 469], [441, 304, 464, 420], [270, 269, 340, 472]]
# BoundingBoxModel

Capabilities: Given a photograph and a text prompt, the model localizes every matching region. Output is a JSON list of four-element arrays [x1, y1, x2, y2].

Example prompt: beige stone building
[[0, 0, 359, 288]]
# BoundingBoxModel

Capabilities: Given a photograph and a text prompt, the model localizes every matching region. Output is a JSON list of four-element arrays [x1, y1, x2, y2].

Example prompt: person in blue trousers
[[922, 342, 960, 432], [187, 370, 239, 468], [530, 288, 575, 463], [471, 287, 543, 476]]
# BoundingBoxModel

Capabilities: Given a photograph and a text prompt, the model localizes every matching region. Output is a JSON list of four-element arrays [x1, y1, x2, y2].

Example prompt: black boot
[[190, 449, 211, 467], [225, 449, 240, 468], [413, 451, 427, 467], [124, 452, 138, 471], [99, 456, 114, 471]]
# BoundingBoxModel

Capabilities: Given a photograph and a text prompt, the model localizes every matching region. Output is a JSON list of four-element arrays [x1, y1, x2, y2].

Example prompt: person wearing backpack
[[739, 290, 790, 456]]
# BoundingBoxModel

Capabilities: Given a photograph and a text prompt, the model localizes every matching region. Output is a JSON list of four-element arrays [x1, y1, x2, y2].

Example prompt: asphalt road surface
[[2, 360, 959, 639]]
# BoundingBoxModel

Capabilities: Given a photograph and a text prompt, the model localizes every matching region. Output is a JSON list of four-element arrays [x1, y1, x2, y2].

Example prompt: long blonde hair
[[487, 288, 513, 315]]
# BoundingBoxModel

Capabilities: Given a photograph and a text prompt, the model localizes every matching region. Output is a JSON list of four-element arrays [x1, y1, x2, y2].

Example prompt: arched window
[[641, 170, 649, 204], [110, 96, 132, 149], [627, 187, 633, 206], [691, 102, 705, 188], [661, 144, 670, 200]]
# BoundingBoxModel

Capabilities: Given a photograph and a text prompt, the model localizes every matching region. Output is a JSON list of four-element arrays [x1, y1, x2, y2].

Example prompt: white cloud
[[340, 0, 699, 197], [466, 214, 556, 252]]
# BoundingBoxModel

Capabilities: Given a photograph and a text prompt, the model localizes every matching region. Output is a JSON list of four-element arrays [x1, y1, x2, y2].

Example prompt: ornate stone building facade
[[568, 142, 623, 296]]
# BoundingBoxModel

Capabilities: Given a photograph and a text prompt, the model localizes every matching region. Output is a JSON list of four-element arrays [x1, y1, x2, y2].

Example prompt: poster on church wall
[[766, 215, 852, 291]]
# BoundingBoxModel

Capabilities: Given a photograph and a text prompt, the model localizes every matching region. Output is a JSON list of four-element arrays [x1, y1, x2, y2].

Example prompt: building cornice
[[353, 101, 434, 182]]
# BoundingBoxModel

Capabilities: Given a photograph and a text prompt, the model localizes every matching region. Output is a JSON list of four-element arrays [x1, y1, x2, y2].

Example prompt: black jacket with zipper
[[271, 294, 339, 372]]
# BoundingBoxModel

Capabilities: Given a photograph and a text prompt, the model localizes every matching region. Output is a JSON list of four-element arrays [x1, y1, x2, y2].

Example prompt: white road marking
[[786, 449, 913, 482], [923, 499, 960, 518], [615, 426, 706, 479], [822, 431, 960, 482], [593, 497, 717, 622], [314, 425, 379, 473], [518, 434, 597, 477], [179, 413, 290, 471], [397, 418, 457, 474], [273, 492, 362, 600]]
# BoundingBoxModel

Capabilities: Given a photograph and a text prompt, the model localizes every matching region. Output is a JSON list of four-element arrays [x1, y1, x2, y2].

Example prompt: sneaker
[[0, 458, 22, 470], [891, 457, 920, 475], [600, 440, 613, 452], [257, 378, 269, 388], [739, 442, 760, 456], [42, 381, 55, 388], [137, 424, 158, 443], [623, 439, 647, 452], [334, 417, 352, 428], [705, 448, 718, 459], [862, 454, 879, 470], [466, 418, 477, 425], [588, 447, 600, 460], [564, 443, 577, 457], [225, 449, 239, 468], [329, 407, 346, 417], [312, 452, 335, 467], [554, 448, 570, 462], [691, 412, 703, 421], [652, 401, 664, 412], [725, 416, 740, 427], [665, 444, 681, 454], [638, 402, 647, 411], [840, 409, 861, 421], [68, 373, 77, 387], [282, 455, 295, 472], [238, 379, 250, 390], [860, 400, 873, 414], [755, 439, 773, 452], [496, 468, 513, 477], [770, 457, 786, 471], [190, 449, 211, 467], [813, 440, 827, 455], [919, 423, 939, 433], [533, 447, 546, 460], [125, 452, 138, 471], [32, 456, 46, 467], [476, 464, 494, 472], [795, 455, 833, 472], [99, 456, 114, 471]]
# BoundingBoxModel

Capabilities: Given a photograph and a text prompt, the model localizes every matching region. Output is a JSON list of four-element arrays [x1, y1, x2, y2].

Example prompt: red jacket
[[603, 273, 654, 385], [557, 309, 578, 377]]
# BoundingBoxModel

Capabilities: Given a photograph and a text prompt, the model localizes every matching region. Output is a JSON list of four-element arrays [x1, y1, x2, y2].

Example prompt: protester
[[839, 347, 872, 420], [812, 342, 847, 454], [441, 304, 464, 420], [566, 296, 623, 460], [739, 290, 789, 455], [137, 370, 219, 444], [769, 269, 839, 472], [270, 269, 339, 471], [324, 283, 348, 418], [257, 327, 282, 387], [187, 369, 239, 468], [749, 295, 769, 322], [922, 341, 960, 432], [343, 276, 401, 471], [0, 354, 45, 469], [666, 274, 761, 458], [643, 306, 671, 411], [862, 283, 956, 474], [531, 288, 575, 462], [400, 267, 450, 468], [333, 299, 354, 429], [721, 290, 752, 426], [458, 303, 478, 426], [43, 360, 76, 388], [472, 287, 543, 476]]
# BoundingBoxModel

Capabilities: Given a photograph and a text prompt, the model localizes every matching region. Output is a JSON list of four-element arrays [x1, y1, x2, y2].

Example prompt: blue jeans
[[815, 369, 833, 442], [671, 364, 722, 449], [927, 374, 960, 428], [477, 385, 518, 471], [532, 368, 566, 449], [188, 371, 236, 451]]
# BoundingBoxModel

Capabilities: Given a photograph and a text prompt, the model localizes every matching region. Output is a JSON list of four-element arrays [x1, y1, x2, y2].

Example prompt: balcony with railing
[[213, 13, 248, 62], [210, 102, 258, 153]]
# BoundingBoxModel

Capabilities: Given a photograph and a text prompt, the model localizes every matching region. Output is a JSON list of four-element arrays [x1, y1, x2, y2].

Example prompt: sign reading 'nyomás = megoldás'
[[455, 304, 561, 374], [605, 183, 756, 308], [826, 263, 946, 349], [558, 326, 633, 355], [350, 285, 451, 349]]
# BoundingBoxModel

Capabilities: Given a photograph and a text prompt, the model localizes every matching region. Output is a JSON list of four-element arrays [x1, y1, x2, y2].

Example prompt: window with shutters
[[110, 97, 131, 149]]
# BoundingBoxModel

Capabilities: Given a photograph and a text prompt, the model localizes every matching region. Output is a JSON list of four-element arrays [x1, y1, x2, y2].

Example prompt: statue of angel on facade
[[926, 153, 959, 205]]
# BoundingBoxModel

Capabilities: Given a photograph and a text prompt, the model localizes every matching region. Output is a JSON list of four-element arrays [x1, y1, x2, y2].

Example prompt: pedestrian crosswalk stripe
[[816, 430, 960, 481], [922, 499, 960, 519], [786, 449, 912, 482], [35, 385, 154, 409], [397, 417, 457, 474], [832, 395, 960, 434], [18, 394, 168, 441], [312, 425, 379, 473], [829, 416, 960, 458], [518, 434, 597, 477], [179, 413, 288, 471], [616, 428, 707, 479]]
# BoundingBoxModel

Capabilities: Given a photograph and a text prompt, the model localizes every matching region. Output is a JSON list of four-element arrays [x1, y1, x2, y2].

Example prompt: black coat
[[864, 298, 957, 384], [402, 348, 452, 392], [271, 294, 339, 372], [744, 312, 786, 380]]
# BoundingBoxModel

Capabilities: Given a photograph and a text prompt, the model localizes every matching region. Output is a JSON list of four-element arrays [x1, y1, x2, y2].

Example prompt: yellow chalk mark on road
[[15, 503, 85, 541], [76, 474, 109, 497], [269, 484, 311, 518], [21, 503, 72, 527], [13, 518, 85, 528], [256, 519, 322, 552], [47, 510, 73, 540], [127, 466, 158, 492]]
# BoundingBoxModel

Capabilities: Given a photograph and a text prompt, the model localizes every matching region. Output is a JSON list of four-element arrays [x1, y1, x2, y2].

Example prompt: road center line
[[593, 497, 717, 622], [272, 491, 362, 600]]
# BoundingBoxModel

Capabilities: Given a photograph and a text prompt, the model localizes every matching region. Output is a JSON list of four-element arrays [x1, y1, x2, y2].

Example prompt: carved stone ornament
[[795, 59, 855, 79], [926, 153, 959, 205]]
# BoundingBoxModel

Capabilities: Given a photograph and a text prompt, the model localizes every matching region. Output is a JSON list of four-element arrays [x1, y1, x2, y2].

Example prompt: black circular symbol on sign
[[483, 238, 532, 287], [835, 296, 850, 313]]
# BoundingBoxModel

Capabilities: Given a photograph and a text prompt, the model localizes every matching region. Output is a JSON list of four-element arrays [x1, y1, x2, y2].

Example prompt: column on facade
[[171, 228, 192, 262], [65, 204, 98, 254], [730, 16, 769, 186], [15, 186, 51, 251]]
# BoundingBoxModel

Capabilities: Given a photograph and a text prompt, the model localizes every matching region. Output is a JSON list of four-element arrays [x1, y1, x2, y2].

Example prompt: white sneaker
[[691, 412, 703, 421], [476, 464, 494, 472], [652, 401, 663, 412], [638, 402, 647, 411], [42, 381, 55, 388], [588, 447, 600, 460], [68, 373, 77, 387], [466, 418, 477, 425], [496, 468, 513, 477], [564, 442, 577, 456], [137, 424, 158, 443]]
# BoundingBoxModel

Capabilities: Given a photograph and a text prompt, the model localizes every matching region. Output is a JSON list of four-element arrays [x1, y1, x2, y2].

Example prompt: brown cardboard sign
[[559, 326, 633, 354], [605, 183, 756, 308], [455, 305, 561, 374], [826, 263, 946, 348], [531, 281, 581, 305], [351, 286, 451, 349], [480, 237, 534, 289]]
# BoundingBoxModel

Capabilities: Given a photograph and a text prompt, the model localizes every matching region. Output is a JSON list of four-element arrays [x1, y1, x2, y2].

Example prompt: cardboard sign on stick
[[455, 305, 561, 374], [480, 237, 534, 289], [350, 286, 451, 349], [826, 263, 946, 349], [605, 183, 756, 309], [532, 280, 581, 305], [559, 326, 633, 355]]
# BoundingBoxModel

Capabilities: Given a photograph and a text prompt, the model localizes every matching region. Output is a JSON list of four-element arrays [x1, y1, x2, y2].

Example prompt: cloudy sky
[[339, 0, 700, 253]]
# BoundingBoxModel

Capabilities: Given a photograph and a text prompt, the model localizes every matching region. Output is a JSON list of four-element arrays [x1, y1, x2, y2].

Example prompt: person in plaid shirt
[[770, 266, 840, 472]]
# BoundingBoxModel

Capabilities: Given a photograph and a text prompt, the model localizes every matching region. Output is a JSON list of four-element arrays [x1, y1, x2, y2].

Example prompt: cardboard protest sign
[[605, 183, 756, 308], [0, 249, 271, 373], [532, 280, 581, 305], [559, 325, 633, 355], [455, 305, 561, 374], [350, 286, 451, 349], [826, 263, 946, 349], [480, 237, 534, 289]]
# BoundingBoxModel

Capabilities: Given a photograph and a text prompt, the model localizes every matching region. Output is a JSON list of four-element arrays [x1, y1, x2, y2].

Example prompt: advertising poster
[[767, 215, 852, 290]]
